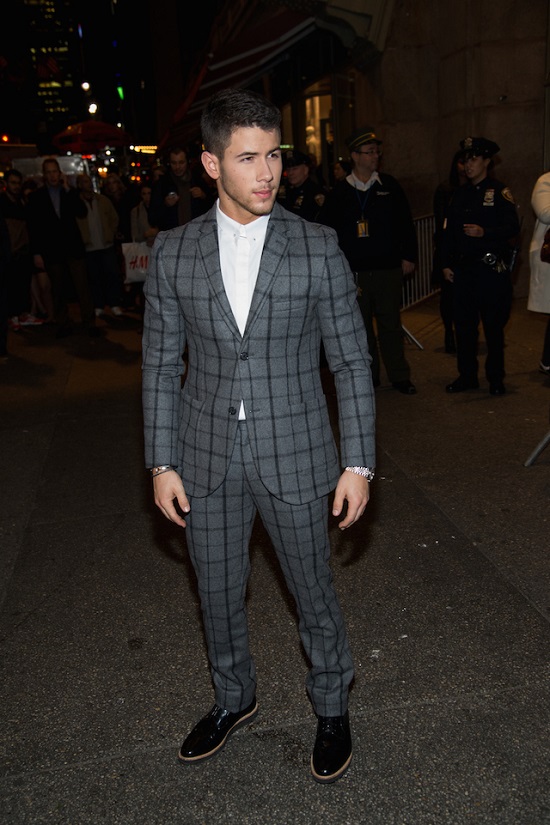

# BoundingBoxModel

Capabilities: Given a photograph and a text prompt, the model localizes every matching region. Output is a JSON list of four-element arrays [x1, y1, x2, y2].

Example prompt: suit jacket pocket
[[251, 395, 339, 504]]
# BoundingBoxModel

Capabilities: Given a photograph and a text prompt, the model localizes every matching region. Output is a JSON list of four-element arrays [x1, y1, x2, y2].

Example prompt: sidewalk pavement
[[0, 298, 549, 825]]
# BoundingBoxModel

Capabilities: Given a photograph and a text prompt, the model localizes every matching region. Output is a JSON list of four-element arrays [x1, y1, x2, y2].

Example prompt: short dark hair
[[167, 146, 187, 160], [6, 168, 23, 182], [42, 157, 60, 172], [201, 88, 281, 158]]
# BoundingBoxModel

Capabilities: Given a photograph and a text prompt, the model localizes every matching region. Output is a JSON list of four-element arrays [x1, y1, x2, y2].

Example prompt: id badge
[[356, 220, 369, 238]]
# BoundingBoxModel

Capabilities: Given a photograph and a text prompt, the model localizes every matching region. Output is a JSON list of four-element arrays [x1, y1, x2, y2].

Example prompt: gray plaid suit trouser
[[184, 421, 354, 718]]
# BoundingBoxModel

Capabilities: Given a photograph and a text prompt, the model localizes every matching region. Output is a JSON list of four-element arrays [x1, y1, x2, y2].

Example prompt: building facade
[[158, 0, 549, 293]]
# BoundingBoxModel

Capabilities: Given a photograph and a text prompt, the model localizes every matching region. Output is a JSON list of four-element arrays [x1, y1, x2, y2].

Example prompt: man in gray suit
[[142, 89, 375, 784]]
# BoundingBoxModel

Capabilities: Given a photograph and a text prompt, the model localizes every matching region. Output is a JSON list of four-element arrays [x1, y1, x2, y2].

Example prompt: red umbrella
[[53, 120, 133, 153]]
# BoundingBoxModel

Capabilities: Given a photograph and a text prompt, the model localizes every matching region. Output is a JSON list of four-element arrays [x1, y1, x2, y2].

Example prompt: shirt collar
[[216, 201, 270, 239], [348, 171, 381, 191]]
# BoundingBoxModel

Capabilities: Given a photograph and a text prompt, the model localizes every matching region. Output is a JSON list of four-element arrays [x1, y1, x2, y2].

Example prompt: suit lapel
[[245, 206, 289, 337], [195, 203, 290, 341], [196, 210, 241, 339]]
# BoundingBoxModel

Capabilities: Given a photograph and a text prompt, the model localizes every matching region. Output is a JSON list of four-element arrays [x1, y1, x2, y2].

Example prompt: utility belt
[[457, 252, 509, 273]]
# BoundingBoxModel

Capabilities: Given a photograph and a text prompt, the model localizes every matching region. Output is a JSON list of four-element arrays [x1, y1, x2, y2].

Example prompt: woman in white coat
[[528, 172, 550, 374]]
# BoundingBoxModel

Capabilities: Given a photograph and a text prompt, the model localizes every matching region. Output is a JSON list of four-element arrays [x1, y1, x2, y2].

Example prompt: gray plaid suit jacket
[[142, 202, 375, 505]]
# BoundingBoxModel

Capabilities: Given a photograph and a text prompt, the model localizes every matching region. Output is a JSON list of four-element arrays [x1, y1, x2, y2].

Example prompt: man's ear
[[201, 151, 220, 180]]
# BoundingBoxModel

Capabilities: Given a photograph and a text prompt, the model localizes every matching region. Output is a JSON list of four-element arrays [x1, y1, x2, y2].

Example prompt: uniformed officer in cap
[[320, 126, 418, 395], [441, 136, 520, 395], [277, 149, 325, 222]]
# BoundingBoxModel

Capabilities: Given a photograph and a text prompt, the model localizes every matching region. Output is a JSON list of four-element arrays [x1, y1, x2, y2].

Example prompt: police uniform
[[441, 137, 520, 394], [277, 150, 325, 223]]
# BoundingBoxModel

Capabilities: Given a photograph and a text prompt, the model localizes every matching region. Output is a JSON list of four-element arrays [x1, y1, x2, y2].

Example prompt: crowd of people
[[1, 124, 549, 386], [0, 148, 217, 357]]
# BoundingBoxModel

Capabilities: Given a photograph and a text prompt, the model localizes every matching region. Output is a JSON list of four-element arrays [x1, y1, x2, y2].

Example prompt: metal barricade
[[402, 214, 437, 309]]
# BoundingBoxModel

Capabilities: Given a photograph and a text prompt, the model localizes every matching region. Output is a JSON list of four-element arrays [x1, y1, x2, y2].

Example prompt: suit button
[[240, 352, 248, 360], [228, 406, 237, 415]]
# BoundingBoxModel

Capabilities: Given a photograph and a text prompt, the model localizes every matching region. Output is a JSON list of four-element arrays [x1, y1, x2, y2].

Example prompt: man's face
[[105, 175, 120, 193], [286, 162, 309, 188], [202, 126, 282, 224], [352, 142, 381, 177], [141, 186, 152, 206], [5, 174, 22, 198], [464, 154, 490, 185], [169, 151, 188, 178], [78, 174, 94, 196], [43, 161, 61, 187]]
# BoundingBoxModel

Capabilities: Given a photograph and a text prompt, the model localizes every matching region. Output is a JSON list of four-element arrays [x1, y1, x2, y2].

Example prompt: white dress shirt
[[216, 201, 270, 418], [346, 171, 381, 191]]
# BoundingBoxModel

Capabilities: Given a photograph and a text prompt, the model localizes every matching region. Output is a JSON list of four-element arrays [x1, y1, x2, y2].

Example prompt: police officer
[[277, 149, 325, 222], [441, 137, 520, 395]]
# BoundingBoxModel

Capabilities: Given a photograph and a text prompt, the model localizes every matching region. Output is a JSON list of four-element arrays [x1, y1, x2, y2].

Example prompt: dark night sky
[[75, 0, 225, 141], [0, 0, 224, 145]]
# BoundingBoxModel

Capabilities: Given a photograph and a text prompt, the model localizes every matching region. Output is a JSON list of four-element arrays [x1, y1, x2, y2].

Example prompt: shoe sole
[[178, 702, 258, 764], [310, 750, 352, 784]]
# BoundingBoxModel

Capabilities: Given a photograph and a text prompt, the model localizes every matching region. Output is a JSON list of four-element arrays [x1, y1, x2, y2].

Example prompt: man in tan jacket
[[76, 173, 123, 317]]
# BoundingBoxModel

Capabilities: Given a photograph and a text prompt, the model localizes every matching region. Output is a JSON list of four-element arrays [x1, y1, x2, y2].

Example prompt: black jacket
[[320, 173, 417, 271], [440, 176, 520, 269], [27, 185, 87, 264], [149, 169, 213, 231]]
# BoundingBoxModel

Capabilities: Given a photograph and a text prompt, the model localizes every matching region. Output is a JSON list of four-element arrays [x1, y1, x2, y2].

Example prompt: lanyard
[[354, 184, 373, 219]]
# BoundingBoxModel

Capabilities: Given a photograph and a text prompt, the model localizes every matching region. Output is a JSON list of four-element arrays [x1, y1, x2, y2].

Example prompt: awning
[[187, 12, 317, 117], [161, 9, 321, 148]]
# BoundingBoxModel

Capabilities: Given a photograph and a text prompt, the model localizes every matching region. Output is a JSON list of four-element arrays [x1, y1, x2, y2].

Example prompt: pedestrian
[[130, 184, 158, 245], [333, 159, 351, 185], [142, 88, 376, 784], [0, 212, 10, 360], [148, 146, 211, 231], [0, 169, 44, 331], [527, 171, 550, 376], [26, 158, 98, 338], [441, 137, 520, 395], [320, 126, 418, 394], [76, 173, 124, 318]]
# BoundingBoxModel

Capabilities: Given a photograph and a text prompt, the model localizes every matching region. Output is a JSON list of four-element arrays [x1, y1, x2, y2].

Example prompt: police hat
[[346, 127, 382, 151], [460, 136, 500, 159], [283, 149, 310, 168]]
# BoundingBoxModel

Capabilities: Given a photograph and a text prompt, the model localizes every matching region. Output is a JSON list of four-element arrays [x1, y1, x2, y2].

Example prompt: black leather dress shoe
[[392, 379, 417, 395], [445, 377, 479, 393], [311, 711, 352, 783], [178, 697, 258, 763], [489, 382, 506, 395]]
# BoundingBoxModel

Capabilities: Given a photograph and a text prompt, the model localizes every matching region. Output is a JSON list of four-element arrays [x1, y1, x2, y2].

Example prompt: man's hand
[[33, 254, 45, 271], [443, 267, 454, 283], [332, 471, 370, 530], [153, 470, 190, 527], [401, 259, 415, 278], [190, 186, 206, 199]]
